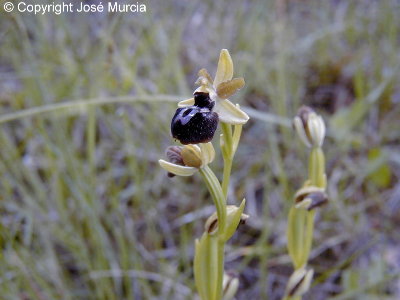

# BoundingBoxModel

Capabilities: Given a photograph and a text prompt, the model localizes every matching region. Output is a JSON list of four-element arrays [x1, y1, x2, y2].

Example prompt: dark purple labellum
[[171, 92, 218, 145]]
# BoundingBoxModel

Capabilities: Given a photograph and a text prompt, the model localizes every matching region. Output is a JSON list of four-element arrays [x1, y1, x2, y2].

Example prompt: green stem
[[221, 123, 243, 199], [301, 210, 316, 267], [221, 122, 233, 154], [221, 123, 233, 198], [309, 147, 325, 188], [198, 123, 243, 300], [285, 147, 326, 300], [216, 240, 225, 300], [208, 236, 219, 299], [222, 158, 232, 199], [302, 147, 325, 269], [199, 166, 226, 300], [199, 166, 226, 235]]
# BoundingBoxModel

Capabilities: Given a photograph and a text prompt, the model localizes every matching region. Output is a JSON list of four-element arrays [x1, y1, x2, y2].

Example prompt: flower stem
[[221, 122, 233, 155], [221, 123, 233, 198], [222, 157, 232, 198], [309, 147, 325, 188], [200, 166, 226, 235], [216, 240, 225, 300], [199, 166, 227, 300], [221, 122, 242, 198], [198, 122, 243, 300], [285, 146, 326, 300]]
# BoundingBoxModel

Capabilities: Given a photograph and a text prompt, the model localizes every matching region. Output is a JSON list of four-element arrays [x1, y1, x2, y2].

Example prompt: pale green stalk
[[309, 147, 326, 188], [199, 166, 227, 236], [196, 122, 243, 300], [299, 147, 326, 270], [221, 122, 234, 198], [198, 166, 226, 300], [286, 144, 326, 299]]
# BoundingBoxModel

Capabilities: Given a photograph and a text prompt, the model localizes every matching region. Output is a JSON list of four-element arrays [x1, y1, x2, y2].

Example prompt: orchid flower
[[178, 49, 249, 125]]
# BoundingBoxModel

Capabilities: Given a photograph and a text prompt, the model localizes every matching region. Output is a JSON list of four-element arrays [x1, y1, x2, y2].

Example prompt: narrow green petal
[[216, 77, 245, 99], [222, 199, 247, 242], [158, 159, 197, 176]]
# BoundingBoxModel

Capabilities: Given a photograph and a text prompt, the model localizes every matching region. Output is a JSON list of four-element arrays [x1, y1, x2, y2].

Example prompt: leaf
[[367, 148, 391, 188]]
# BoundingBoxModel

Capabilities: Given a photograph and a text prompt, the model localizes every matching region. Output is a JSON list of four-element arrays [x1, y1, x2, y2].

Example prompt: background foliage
[[1, 0, 399, 299]]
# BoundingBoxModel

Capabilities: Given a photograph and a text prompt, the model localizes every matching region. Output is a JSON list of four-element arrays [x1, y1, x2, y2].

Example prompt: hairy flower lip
[[171, 101, 219, 145]]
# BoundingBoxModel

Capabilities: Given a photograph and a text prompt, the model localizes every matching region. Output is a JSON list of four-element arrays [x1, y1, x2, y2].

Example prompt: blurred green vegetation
[[1, 0, 400, 299]]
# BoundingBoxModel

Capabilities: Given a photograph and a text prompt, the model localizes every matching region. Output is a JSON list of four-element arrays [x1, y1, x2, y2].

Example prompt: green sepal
[[222, 199, 246, 242]]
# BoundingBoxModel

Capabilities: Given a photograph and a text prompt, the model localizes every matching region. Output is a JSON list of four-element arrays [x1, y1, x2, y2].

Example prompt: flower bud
[[293, 106, 326, 147], [294, 186, 328, 211], [159, 143, 215, 177], [222, 271, 239, 300], [181, 145, 202, 168], [285, 267, 314, 298], [204, 199, 248, 240]]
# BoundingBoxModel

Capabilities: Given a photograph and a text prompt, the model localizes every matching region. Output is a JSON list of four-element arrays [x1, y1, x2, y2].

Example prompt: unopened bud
[[204, 199, 248, 238], [285, 268, 314, 297], [222, 271, 239, 300], [294, 186, 328, 211], [205, 214, 219, 235], [293, 106, 326, 148], [181, 145, 202, 168]]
